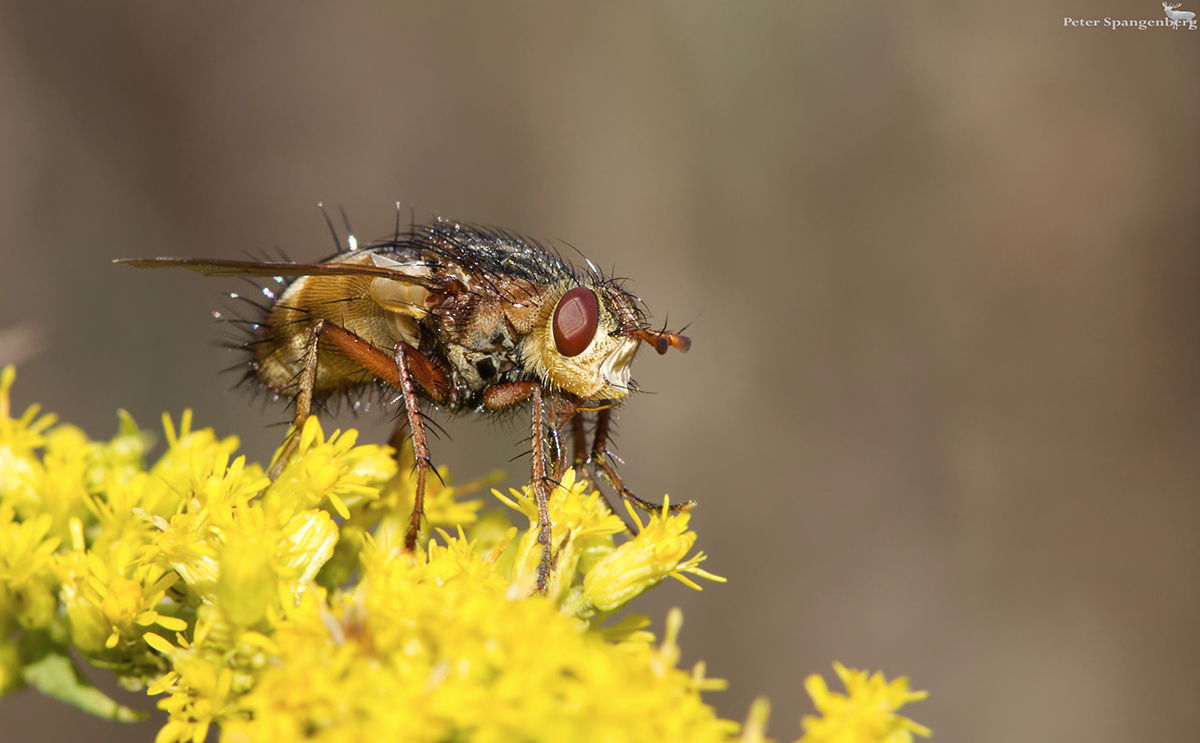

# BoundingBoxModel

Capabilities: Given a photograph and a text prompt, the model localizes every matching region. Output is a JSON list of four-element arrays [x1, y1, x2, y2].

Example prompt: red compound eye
[[552, 287, 600, 358]]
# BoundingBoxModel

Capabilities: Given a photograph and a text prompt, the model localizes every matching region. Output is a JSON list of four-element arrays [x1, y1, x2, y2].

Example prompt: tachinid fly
[[116, 215, 691, 593]]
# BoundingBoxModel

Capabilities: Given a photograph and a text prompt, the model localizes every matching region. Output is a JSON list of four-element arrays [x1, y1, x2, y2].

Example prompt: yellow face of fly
[[521, 283, 643, 401]]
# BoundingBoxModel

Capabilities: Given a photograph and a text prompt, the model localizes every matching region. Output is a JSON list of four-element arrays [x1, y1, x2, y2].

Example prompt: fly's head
[[522, 280, 690, 402]]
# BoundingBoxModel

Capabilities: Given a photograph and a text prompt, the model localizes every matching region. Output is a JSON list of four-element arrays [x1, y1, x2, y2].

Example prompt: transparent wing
[[113, 257, 440, 289]]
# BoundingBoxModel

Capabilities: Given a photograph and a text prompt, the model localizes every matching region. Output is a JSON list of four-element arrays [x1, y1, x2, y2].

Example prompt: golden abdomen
[[253, 266, 426, 398]]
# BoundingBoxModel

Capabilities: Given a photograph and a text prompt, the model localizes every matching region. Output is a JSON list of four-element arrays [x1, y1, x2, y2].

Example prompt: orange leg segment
[[266, 319, 450, 556], [481, 381, 554, 594]]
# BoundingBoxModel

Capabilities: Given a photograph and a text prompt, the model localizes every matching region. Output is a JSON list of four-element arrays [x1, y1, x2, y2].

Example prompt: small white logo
[[1163, 3, 1196, 21], [1064, 1, 1197, 29]]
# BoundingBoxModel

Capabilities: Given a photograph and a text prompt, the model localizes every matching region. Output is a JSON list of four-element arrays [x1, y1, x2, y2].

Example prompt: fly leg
[[481, 381, 554, 595], [545, 396, 582, 481], [267, 318, 407, 481], [392, 343, 451, 553], [570, 412, 589, 477], [263, 319, 449, 556], [527, 385, 554, 595], [590, 408, 695, 515], [267, 321, 326, 482], [564, 411, 627, 525], [547, 427, 568, 480]]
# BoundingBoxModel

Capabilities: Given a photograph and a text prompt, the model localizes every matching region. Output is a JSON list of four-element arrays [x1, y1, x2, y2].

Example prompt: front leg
[[565, 411, 625, 526], [547, 396, 583, 480], [590, 408, 695, 514]]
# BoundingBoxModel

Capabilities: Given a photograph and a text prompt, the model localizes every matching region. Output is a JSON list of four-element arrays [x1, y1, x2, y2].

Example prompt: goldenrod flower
[[58, 550, 183, 652], [581, 498, 725, 612], [0, 365, 932, 742], [0, 507, 59, 629], [0, 365, 55, 459], [799, 663, 931, 743], [221, 570, 736, 743], [496, 468, 626, 602]]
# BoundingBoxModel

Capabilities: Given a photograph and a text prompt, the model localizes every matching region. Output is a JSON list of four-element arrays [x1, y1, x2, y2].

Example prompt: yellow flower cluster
[[799, 664, 931, 743], [0, 365, 929, 742]]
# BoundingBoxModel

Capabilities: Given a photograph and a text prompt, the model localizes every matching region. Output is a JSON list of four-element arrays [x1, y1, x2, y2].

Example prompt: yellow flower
[[581, 498, 725, 613], [220, 545, 738, 743], [0, 365, 56, 459], [0, 367, 63, 529], [496, 468, 625, 602], [56, 543, 183, 653], [146, 409, 244, 511], [799, 663, 930, 743], [267, 417, 395, 519], [137, 424, 340, 612], [0, 367, 932, 743], [146, 646, 238, 743], [0, 507, 60, 629]]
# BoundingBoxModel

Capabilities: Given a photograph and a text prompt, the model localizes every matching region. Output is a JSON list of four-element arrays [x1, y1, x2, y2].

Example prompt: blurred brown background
[[1, 1, 1197, 741]]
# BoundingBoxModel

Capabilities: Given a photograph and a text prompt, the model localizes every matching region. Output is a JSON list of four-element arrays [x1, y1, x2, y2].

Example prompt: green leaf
[[22, 650, 147, 722]]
